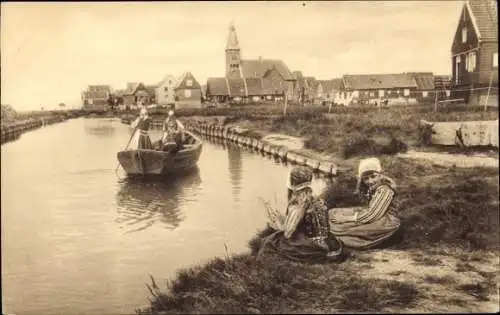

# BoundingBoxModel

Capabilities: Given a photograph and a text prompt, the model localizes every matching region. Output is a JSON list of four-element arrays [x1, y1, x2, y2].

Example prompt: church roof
[[241, 59, 294, 80]]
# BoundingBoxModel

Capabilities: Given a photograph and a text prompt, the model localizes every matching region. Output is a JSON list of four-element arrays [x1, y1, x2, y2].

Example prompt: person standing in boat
[[129, 107, 153, 150], [162, 110, 185, 149]]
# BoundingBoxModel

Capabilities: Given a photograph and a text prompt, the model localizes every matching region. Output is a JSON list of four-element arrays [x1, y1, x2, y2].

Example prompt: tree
[[58, 102, 66, 109]]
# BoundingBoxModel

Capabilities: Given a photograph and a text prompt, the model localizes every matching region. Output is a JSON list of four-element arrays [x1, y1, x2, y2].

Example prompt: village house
[[451, 0, 498, 106], [205, 23, 300, 104], [122, 82, 156, 109], [155, 75, 178, 107], [82, 85, 111, 112], [174, 72, 202, 108], [340, 73, 419, 106], [406, 72, 436, 103], [315, 78, 343, 105]]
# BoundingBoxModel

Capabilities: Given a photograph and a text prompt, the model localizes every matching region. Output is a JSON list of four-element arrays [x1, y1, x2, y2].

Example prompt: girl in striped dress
[[258, 166, 344, 263], [329, 158, 401, 249]]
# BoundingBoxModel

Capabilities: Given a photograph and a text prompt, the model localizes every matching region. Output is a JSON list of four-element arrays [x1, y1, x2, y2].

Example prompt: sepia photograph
[[1, 1, 498, 314]]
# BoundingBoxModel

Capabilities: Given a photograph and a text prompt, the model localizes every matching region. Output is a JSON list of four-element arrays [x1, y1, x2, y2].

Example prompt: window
[[352, 90, 359, 97], [422, 91, 429, 97], [396, 90, 400, 95], [462, 27, 467, 43], [455, 55, 461, 84], [467, 51, 476, 72], [387, 90, 392, 95], [404, 89, 410, 96], [184, 89, 191, 98], [164, 87, 169, 92], [186, 79, 193, 87], [369, 91, 375, 97], [493, 52, 498, 68], [378, 90, 385, 97]]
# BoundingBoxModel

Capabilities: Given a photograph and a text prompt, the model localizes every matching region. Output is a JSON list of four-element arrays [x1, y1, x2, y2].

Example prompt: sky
[[1, 1, 464, 111]]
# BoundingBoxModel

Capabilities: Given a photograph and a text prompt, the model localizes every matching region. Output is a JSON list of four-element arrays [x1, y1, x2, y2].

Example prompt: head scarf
[[287, 166, 313, 193], [357, 157, 382, 178]]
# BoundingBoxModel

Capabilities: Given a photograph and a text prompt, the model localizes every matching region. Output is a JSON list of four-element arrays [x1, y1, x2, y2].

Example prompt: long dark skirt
[[257, 230, 344, 263]]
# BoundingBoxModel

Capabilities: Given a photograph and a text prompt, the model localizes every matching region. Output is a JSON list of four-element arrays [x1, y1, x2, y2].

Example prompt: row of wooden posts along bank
[[183, 121, 338, 177], [120, 117, 338, 176], [1, 116, 69, 144]]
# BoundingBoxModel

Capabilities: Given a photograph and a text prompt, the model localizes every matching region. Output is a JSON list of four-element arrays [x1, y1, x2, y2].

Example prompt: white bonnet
[[358, 157, 382, 178]]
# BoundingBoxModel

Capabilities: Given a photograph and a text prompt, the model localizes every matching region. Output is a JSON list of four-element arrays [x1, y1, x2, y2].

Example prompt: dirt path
[[398, 150, 499, 168], [350, 248, 499, 313]]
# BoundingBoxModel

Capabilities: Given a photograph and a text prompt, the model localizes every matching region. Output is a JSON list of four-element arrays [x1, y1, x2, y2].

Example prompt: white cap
[[357, 157, 382, 178], [168, 110, 174, 116]]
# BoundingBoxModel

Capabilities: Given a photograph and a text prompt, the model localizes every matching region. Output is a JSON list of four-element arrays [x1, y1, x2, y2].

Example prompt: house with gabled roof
[[155, 75, 178, 106], [122, 82, 154, 108], [315, 78, 343, 105], [174, 72, 202, 108], [340, 73, 419, 106], [451, 0, 498, 106]]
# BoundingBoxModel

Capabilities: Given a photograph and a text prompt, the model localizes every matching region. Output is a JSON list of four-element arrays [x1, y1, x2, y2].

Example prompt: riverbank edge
[[1, 111, 85, 145]]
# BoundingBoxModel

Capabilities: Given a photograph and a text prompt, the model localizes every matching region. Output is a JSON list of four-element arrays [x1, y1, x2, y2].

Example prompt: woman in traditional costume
[[329, 157, 401, 249], [161, 110, 185, 150], [129, 107, 153, 150], [258, 166, 344, 263]]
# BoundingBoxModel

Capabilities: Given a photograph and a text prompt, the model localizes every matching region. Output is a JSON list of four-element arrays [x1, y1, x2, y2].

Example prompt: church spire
[[225, 21, 240, 51]]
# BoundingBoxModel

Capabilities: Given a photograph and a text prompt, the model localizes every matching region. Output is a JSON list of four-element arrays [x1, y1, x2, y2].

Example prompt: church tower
[[225, 22, 241, 78]]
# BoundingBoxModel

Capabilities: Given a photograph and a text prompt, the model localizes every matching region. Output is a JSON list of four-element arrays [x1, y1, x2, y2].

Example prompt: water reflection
[[115, 167, 202, 233], [84, 119, 116, 136], [226, 142, 243, 202]]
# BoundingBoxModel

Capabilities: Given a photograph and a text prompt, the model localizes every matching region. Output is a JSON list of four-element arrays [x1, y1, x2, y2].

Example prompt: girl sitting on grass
[[258, 166, 344, 263], [329, 157, 401, 250]]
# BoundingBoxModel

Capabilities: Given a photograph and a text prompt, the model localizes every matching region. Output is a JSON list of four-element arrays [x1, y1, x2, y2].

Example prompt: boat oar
[[115, 122, 139, 175]]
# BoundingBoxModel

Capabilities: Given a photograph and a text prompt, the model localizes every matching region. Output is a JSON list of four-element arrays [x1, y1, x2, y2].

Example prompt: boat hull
[[117, 132, 203, 176]]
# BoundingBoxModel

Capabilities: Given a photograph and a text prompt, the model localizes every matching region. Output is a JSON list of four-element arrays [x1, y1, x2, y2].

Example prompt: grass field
[[137, 105, 499, 314]]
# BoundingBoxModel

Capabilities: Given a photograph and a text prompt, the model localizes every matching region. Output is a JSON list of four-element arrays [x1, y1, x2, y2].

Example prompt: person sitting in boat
[[129, 107, 153, 150], [329, 157, 401, 250], [257, 166, 344, 263], [161, 110, 185, 151]]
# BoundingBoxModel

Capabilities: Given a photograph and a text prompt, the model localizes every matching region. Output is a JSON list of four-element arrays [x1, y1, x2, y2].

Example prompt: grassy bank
[[138, 157, 499, 314]]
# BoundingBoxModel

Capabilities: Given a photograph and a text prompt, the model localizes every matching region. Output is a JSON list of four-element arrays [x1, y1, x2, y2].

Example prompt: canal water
[[1, 118, 330, 315]]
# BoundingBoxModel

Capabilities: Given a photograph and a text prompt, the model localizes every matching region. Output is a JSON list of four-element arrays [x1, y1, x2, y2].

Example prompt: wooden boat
[[117, 131, 203, 176]]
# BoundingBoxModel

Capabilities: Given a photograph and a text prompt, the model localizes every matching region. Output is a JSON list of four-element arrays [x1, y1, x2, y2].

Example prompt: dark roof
[[114, 89, 126, 97], [206, 77, 229, 96], [88, 85, 111, 92], [241, 59, 294, 80], [227, 78, 246, 97], [124, 82, 140, 95], [84, 91, 108, 99], [343, 73, 418, 90], [406, 72, 435, 90], [317, 78, 343, 93], [175, 72, 201, 90], [246, 77, 263, 95], [467, 0, 498, 41]]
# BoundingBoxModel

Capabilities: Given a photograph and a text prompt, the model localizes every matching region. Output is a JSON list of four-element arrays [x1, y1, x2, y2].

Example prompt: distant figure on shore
[[161, 110, 185, 151], [329, 157, 401, 249], [258, 166, 344, 263], [130, 108, 152, 150]]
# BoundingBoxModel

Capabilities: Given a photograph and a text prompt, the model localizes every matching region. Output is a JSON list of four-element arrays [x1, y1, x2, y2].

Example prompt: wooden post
[[484, 71, 494, 112], [283, 92, 288, 115], [433, 83, 438, 113]]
